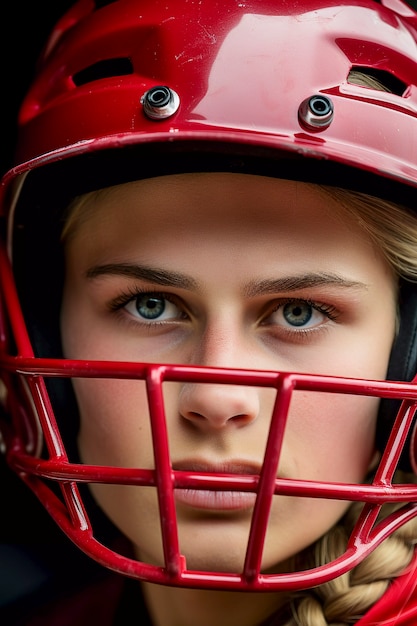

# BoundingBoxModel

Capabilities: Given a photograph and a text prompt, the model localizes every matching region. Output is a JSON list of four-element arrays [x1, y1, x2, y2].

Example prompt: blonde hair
[[321, 187, 417, 283], [284, 489, 417, 625]]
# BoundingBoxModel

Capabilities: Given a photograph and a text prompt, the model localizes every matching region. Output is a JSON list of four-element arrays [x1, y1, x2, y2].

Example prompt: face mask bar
[[2, 356, 417, 591], [1, 243, 417, 591]]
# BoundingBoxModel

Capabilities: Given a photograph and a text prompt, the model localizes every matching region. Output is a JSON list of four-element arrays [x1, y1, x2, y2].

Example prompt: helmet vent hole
[[348, 67, 407, 96], [73, 58, 133, 86], [93, 0, 119, 9]]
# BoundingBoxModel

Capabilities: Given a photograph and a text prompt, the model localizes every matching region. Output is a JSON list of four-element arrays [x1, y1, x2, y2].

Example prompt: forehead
[[63, 172, 351, 240], [62, 173, 395, 291]]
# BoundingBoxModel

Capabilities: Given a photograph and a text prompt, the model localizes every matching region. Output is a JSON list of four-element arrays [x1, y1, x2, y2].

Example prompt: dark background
[[2, 1, 417, 177], [2, 3, 75, 176]]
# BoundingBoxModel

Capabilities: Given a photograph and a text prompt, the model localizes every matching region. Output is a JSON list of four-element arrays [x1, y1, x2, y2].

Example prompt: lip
[[172, 459, 261, 511]]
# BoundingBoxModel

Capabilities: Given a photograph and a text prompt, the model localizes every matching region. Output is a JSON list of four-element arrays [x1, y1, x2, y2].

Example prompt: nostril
[[185, 410, 255, 428], [178, 384, 261, 430]]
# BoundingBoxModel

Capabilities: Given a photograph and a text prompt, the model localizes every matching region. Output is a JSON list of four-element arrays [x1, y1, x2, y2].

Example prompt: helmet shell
[[7, 0, 417, 194]]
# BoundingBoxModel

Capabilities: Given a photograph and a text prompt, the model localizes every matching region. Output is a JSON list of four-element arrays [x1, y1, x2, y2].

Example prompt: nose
[[177, 323, 263, 430], [178, 381, 261, 430]]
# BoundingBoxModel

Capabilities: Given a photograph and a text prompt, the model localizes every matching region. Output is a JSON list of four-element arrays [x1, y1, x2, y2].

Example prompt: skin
[[61, 173, 397, 626]]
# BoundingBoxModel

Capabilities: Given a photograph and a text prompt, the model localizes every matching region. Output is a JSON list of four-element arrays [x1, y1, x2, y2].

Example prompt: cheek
[[74, 379, 155, 468], [260, 393, 379, 569], [284, 392, 379, 483], [73, 378, 168, 565]]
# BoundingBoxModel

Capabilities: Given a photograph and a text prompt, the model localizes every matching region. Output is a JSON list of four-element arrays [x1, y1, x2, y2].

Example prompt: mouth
[[174, 489, 257, 511], [172, 459, 261, 511]]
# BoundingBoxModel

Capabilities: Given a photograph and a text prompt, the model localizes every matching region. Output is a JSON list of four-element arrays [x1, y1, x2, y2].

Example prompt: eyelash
[[108, 289, 338, 329], [273, 298, 338, 320], [108, 287, 186, 320], [258, 299, 339, 345]]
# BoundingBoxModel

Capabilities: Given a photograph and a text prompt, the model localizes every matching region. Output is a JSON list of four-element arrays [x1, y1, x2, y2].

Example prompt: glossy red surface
[[9, 0, 417, 189]]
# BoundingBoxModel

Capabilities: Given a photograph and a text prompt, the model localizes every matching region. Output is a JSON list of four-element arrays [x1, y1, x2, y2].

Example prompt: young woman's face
[[61, 173, 397, 574]]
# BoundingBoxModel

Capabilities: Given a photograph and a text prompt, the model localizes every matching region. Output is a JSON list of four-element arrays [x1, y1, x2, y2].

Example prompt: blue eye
[[124, 293, 183, 322], [136, 295, 166, 319], [283, 302, 313, 327], [266, 299, 334, 330]]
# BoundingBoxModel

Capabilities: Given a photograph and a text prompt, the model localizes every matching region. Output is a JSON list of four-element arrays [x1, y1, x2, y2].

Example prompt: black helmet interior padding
[[11, 140, 417, 470], [377, 280, 417, 472]]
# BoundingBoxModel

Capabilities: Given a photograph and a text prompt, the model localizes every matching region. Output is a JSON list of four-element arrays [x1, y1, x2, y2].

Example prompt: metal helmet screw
[[298, 95, 334, 131], [141, 85, 180, 120]]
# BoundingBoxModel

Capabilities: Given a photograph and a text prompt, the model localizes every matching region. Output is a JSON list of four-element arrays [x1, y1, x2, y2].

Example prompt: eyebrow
[[86, 263, 199, 290], [243, 273, 368, 297], [86, 263, 367, 295]]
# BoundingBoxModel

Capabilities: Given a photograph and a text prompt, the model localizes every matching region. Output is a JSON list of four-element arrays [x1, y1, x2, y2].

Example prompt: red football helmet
[[1, 0, 417, 591]]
